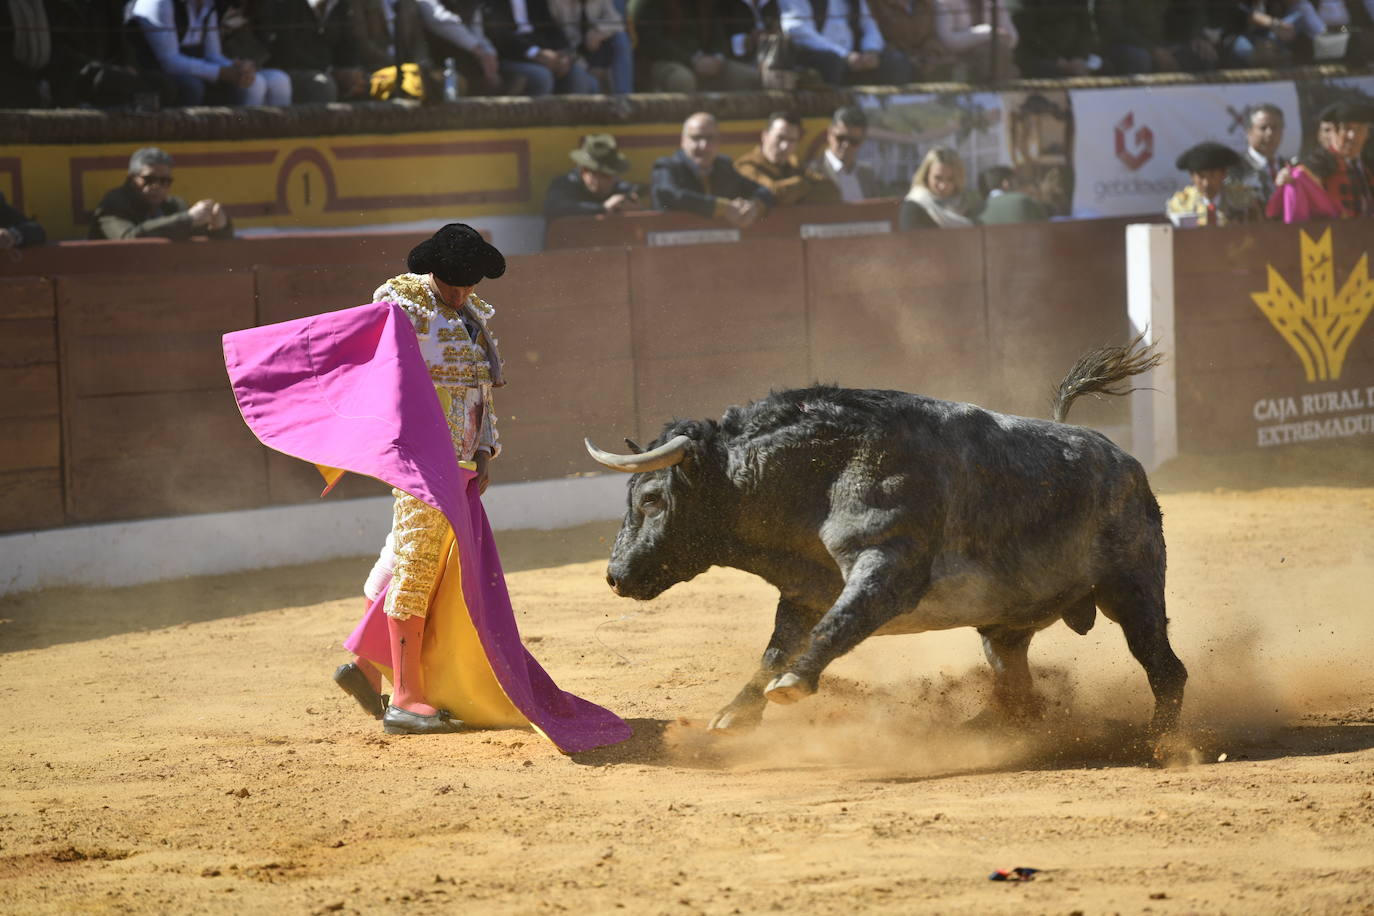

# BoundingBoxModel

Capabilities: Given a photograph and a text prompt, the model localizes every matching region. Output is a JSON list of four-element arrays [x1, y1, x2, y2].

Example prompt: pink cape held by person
[[222, 301, 632, 754]]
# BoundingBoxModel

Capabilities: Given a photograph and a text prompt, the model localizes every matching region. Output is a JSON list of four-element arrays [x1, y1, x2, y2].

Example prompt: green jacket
[[88, 181, 235, 241]]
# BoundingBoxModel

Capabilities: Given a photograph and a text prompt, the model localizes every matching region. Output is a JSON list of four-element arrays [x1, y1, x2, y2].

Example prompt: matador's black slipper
[[333, 662, 387, 719]]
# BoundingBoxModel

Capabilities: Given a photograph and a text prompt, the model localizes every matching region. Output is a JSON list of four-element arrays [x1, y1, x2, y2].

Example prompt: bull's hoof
[[706, 707, 761, 734], [763, 673, 813, 705], [1151, 731, 1201, 768]]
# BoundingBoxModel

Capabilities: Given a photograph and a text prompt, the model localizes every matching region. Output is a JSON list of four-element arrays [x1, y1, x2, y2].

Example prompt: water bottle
[[443, 57, 460, 102]]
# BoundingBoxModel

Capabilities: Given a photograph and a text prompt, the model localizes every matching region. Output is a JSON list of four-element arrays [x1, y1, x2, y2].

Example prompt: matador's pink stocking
[[387, 612, 437, 716]]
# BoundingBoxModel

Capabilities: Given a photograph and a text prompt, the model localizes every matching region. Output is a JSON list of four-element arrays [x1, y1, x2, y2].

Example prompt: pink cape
[[222, 301, 632, 754], [1266, 166, 1343, 224]]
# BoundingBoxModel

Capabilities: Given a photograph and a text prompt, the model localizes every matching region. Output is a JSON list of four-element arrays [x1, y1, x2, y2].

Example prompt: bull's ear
[[624, 438, 644, 454], [670, 444, 700, 487]]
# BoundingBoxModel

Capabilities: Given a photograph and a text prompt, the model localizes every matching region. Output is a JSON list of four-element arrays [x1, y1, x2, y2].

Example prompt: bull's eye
[[639, 492, 664, 518]]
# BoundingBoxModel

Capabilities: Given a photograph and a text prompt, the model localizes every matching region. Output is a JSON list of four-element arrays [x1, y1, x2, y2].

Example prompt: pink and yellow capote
[[222, 301, 631, 754]]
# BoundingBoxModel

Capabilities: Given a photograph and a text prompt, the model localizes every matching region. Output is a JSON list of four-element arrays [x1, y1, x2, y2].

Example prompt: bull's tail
[[1052, 331, 1163, 423]]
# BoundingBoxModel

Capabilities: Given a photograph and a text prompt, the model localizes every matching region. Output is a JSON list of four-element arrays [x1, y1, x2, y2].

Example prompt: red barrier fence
[[1, 221, 1140, 534]]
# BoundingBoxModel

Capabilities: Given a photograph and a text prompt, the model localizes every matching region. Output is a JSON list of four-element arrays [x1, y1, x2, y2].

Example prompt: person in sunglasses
[[804, 105, 883, 204], [88, 147, 235, 241]]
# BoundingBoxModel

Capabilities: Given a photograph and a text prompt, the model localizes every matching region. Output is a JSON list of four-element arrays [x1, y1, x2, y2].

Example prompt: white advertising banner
[[1069, 82, 1301, 219]]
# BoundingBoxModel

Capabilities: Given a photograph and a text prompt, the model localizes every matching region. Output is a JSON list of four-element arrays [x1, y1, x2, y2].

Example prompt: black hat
[[1175, 141, 1244, 173], [1318, 99, 1374, 124], [407, 223, 505, 287], [570, 134, 630, 175]]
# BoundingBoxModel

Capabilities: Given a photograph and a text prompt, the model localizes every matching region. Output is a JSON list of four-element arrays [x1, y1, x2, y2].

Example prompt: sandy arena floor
[[2, 451, 1373, 915]]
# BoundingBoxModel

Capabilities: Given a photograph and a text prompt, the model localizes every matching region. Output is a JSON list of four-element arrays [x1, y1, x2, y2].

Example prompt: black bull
[[585, 339, 1187, 740]]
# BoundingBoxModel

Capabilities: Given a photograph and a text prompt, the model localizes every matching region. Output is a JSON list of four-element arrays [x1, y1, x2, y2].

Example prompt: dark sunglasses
[[831, 132, 861, 146], [136, 173, 174, 187]]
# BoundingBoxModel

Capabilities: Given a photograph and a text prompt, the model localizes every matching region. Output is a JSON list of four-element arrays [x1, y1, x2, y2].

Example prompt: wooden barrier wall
[[0, 221, 1136, 534], [1173, 221, 1374, 452]]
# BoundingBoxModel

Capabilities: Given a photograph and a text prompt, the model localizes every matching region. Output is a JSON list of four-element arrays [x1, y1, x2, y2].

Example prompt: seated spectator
[[651, 112, 775, 228], [900, 147, 977, 229], [0, 0, 51, 107], [807, 106, 882, 203], [254, 0, 367, 103], [629, 0, 761, 91], [1, 0, 173, 109], [548, 0, 633, 93], [976, 166, 1049, 223], [126, 0, 292, 105], [352, 0, 437, 99], [1231, 104, 1286, 207], [89, 147, 235, 241], [1165, 142, 1262, 227], [0, 191, 45, 249], [1095, 0, 1218, 74], [932, 0, 1018, 80], [1229, 0, 1327, 66], [544, 134, 643, 218], [413, 0, 506, 95], [485, 0, 599, 95], [778, 0, 912, 86], [867, 0, 951, 80], [721, 0, 784, 75], [1012, 0, 1103, 78], [734, 112, 833, 205]]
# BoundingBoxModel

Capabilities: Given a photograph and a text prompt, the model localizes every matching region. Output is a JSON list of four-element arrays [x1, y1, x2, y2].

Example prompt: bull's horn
[[584, 435, 691, 473]]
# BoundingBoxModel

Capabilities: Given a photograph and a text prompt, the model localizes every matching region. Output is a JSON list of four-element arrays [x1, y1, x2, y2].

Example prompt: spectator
[[932, 0, 1018, 80], [778, 0, 912, 86], [126, 0, 292, 105], [0, 0, 51, 107], [0, 191, 45, 249], [1, 0, 175, 109], [651, 112, 775, 228], [807, 106, 882, 203], [1308, 99, 1374, 218], [899, 147, 977, 229], [976, 165, 1049, 224], [548, 0, 633, 93], [629, 0, 761, 91], [352, 0, 437, 98], [734, 111, 833, 205], [543, 134, 643, 218], [254, 0, 367, 103], [1231, 104, 1286, 207], [485, 0, 600, 95], [413, 0, 506, 95], [1095, 0, 1218, 74], [1229, 1, 1326, 66], [1165, 142, 1262, 227], [721, 0, 783, 74], [89, 147, 235, 240], [867, 0, 948, 80], [1012, 0, 1103, 78]]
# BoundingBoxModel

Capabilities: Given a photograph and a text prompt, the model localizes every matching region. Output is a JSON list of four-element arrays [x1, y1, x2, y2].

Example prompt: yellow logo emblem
[[1250, 228, 1374, 382]]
